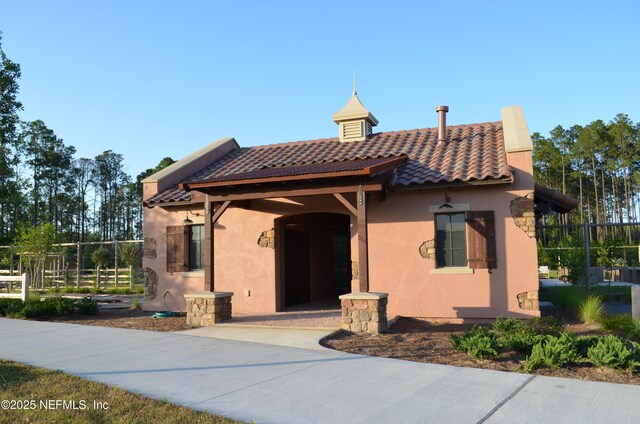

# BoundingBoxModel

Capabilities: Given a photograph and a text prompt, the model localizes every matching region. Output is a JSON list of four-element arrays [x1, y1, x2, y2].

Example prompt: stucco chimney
[[436, 105, 449, 142], [501, 105, 533, 153]]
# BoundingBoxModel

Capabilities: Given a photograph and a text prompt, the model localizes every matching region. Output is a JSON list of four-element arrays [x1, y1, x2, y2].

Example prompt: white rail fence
[[0, 273, 30, 301]]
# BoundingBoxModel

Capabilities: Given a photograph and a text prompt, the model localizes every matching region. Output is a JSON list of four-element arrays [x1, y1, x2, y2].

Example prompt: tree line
[[0, 34, 174, 246], [533, 114, 639, 241]]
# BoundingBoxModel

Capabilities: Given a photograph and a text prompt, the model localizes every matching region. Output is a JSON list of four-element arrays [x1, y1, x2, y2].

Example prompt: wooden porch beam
[[357, 183, 369, 292], [212, 200, 231, 224], [200, 180, 383, 202], [332, 193, 357, 216]]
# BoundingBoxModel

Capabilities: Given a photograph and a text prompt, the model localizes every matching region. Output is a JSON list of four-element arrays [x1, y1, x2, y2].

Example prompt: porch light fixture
[[284, 217, 299, 228], [439, 193, 453, 209], [181, 210, 200, 225]]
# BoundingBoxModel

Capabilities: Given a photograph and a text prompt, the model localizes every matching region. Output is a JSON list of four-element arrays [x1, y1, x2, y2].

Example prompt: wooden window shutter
[[166, 225, 189, 272], [465, 211, 497, 270]]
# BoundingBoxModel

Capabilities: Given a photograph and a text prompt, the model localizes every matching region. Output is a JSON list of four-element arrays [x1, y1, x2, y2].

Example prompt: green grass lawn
[[0, 360, 243, 424]]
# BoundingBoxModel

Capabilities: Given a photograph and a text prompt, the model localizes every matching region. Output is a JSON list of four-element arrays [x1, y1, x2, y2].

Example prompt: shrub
[[548, 286, 588, 311], [449, 326, 501, 360], [130, 297, 140, 309], [47, 297, 75, 316], [75, 297, 98, 315], [575, 335, 602, 357], [21, 298, 51, 318], [0, 298, 24, 317], [91, 247, 113, 268], [599, 314, 633, 331], [525, 316, 562, 336], [492, 317, 523, 337], [524, 333, 582, 372], [627, 320, 640, 341], [501, 331, 546, 355], [587, 335, 635, 370], [579, 295, 604, 324]]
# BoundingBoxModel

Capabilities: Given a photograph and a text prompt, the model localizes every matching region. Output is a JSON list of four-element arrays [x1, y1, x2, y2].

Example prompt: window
[[189, 225, 204, 270], [166, 224, 205, 273], [433, 210, 497, 271], [435, 213, 468, 267]]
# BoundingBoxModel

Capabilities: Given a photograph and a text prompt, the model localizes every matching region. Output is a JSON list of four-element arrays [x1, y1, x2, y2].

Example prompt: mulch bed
[[321, 317, 640, 386], [51, 308, 192, 332]]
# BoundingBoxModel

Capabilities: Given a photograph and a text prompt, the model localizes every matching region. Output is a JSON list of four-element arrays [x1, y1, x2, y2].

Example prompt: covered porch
[[180, 156, 406, 333]]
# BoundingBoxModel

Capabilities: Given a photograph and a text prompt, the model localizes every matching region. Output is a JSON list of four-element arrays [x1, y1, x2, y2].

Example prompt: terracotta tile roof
[[144, 122, 511, 206], [184, 156, 406, 187]]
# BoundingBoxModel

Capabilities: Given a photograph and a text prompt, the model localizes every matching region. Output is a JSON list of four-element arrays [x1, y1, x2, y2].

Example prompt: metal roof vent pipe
[[436, 105, 449, 142]]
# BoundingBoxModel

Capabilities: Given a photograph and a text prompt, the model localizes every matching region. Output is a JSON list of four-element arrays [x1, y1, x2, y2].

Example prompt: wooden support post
[[204, 199, 231, 292], [204, 196, 213, 292], [129, 265, 133, 290], [114, 240, 119, 288], [357, 182, 369, 292], [76, 242, 81, 290]]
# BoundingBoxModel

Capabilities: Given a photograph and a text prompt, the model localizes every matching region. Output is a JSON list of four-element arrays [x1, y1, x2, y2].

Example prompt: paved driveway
[[1, 319, 640, 423]]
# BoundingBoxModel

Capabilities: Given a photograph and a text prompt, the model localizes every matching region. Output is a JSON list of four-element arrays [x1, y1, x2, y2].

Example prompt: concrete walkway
[[2, 319, 640, 423], [177, 325, 336, 350]]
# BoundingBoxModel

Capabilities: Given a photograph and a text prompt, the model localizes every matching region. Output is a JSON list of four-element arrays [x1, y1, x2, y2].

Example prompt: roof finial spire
[[353, 71, 357, 95]]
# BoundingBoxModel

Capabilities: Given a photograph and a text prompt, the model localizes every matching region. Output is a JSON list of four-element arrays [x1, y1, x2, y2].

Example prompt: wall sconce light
[[284, 217, 298, 228], [182, 210, 200, 225], [439, 193, 453, 209]]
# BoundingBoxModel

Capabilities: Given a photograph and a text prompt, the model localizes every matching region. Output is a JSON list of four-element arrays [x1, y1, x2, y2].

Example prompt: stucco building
[[141, 92, 576, 332]]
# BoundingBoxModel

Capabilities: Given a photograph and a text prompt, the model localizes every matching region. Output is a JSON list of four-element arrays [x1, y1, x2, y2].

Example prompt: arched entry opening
[[276, 212, 351, 310]]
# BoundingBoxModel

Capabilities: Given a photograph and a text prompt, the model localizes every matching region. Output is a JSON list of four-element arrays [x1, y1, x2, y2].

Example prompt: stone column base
[[339, 292, 388, 334], [185, 292, 233, 327]]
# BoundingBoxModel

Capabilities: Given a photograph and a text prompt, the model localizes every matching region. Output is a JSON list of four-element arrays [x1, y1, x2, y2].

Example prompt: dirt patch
[[51, 308, 192, 332], [321, 317, 640, 386]]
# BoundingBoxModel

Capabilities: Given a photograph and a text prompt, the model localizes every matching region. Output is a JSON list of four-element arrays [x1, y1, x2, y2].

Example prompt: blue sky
[[2, 1, 639, 177]]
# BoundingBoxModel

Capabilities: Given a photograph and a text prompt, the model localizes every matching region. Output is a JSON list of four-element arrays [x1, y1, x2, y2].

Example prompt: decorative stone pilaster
[[517, 291, 539, 310], [510, 193, 536, 238], [339, 292, 388, 334], [185, 292, 233, 327]]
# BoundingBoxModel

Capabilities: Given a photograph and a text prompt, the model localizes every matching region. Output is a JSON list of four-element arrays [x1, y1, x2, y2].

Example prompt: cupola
[[332, 90, 378, 142]]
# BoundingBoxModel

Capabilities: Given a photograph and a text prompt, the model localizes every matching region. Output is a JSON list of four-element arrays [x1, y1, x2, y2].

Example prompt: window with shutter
[[465, 211, 497, 270], [435, 213, 468, 267], [166, 225, 188, 272]]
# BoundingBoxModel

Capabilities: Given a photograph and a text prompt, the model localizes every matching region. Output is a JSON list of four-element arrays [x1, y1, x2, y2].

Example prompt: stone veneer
[[185, 292, 233, 326], [257, 228, 276, 249], [419, 240, 436, 259], [517, 291, 539, 310], [339, 292, 388, 334], [143, 267, 158, 300], [510, 193, 536, 238]]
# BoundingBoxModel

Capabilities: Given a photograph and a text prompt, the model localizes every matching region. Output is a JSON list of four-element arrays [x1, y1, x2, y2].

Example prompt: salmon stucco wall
[[365, 150, 539, 320], [142, 205, 206, 312], [143, 149, 539, 320]]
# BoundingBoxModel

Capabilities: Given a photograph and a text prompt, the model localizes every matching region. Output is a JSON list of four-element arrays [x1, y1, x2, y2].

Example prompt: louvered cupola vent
[[332, 90, 378, 142]]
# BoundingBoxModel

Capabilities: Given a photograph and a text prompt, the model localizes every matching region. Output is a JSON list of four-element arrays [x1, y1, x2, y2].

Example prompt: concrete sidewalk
[[1, 319, 640, 423], [177, 325, 337, 350]]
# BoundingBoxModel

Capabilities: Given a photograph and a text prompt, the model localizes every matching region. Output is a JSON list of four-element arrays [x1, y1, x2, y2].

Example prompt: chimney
[[436, 105, 449, 142]]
